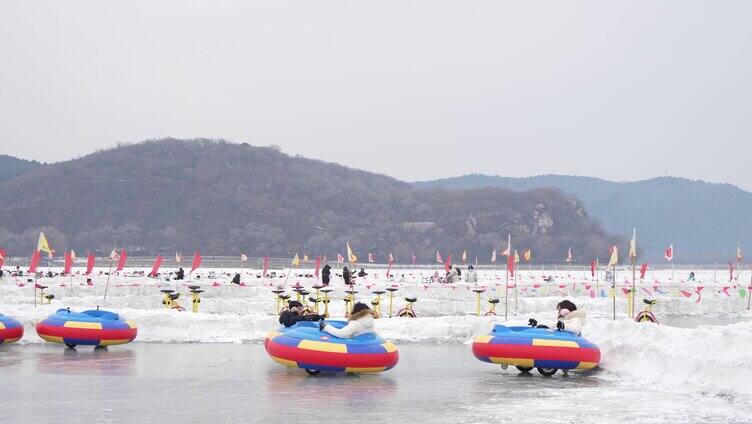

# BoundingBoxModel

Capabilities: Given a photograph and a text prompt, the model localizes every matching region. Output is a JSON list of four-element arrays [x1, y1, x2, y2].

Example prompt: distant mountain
[[0, 155, 42, 183], [0, 139, 622, 262], [415, 174, 751, 262]]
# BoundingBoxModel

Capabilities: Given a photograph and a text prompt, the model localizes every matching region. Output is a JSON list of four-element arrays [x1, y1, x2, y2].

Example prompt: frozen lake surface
[[0, 343, 748, 424]]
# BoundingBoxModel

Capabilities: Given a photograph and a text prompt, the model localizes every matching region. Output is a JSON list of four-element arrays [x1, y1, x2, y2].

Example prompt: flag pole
[[504, 260, 509, 321], [612, 262, 617, 321], [748, 263, 751, 311], [103, 257, 113, 301], [713, 262, 717, 284], [595, 258, 599, 295]]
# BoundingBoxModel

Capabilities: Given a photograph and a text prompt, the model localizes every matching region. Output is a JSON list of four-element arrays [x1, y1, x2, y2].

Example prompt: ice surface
[[0, 343, 748, 424]]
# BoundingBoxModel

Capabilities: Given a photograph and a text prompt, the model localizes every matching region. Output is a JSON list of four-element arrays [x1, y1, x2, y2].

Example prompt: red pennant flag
[[444, 253, 452, 273], [507, 252, 515, 277], [85, 252, 95, 275], [640, 263, 648, 279], [63, 251, 73, 274], [116, 248, 127, 271], [314, 256, 321, 278], [0, 248, 6, 269], [386, 254, 394, 278], [28, 250, 41, 273], [262, 255, 270, 277], [590, 259, 596, 278], [149, 255, 164, 277], [191, 250, 202, 273]]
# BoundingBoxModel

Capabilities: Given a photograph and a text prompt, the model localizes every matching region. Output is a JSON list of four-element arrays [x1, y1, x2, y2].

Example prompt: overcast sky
[[1, 1, 751, 189]]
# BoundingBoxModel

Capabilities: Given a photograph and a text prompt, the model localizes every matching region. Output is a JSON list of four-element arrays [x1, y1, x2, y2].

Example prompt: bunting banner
[[665, 244, 674, 261], [149, 255, 164, 277], [37, 232, 54, 257], [507, 251, 515, 277], [116, 248, 127, 271], [608, 246, 619, 266], [85, 252, 95, 275], [28, 249, 41, 273], [346, 243, 357, 264], [629, 228, 637, 259], [63, 251, 73, 274], [190, 250, 202, 273], [501, 235, 511, 256]]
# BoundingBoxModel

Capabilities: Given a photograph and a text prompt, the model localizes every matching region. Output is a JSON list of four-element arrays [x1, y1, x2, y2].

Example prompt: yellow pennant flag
[[629, 228, 637, 259], [37, 232, 53, 257], [524, 249, 532, 262], [303, 254, 309, 263], [292, 253, 300, 267], [346, 243, 357, 264], [70, 250, 77, 261], [608, 246, 619, 266], [514, 249, 520, 263]]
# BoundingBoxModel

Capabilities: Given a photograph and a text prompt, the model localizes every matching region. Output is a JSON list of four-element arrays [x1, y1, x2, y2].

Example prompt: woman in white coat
[[319, 302, 375, 338], [555, 300, 587, 336]]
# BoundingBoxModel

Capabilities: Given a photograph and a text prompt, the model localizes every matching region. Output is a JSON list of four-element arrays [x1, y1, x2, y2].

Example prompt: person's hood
[[352, 315, 375, 330], [562, 308, 587, 321]]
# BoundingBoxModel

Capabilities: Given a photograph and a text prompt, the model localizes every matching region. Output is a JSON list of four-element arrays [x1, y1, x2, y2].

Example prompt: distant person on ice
[[279, 301, 324, 327], [342, 266, 352, 285], [175, 268, 185, 280], [231, 273, 241, 285], [443, 266, 461, 284], [321, 264, 331, 286], [319, 302, 374, 338], [357, 268, 368, 278], [465, 265, 477, 283]]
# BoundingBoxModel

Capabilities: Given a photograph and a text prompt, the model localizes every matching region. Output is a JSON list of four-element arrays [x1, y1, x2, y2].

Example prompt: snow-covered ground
[[2, 265, 751, 404]]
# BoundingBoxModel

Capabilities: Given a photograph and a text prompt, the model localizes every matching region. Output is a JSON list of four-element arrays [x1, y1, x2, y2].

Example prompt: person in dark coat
[[231, 273, 241, 285], [278, 301, 325, 327], [342, 266, 352, 286], [357, 268, 368, 277], [175, 268, 185, 280], [322, 264, 331, 286]]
